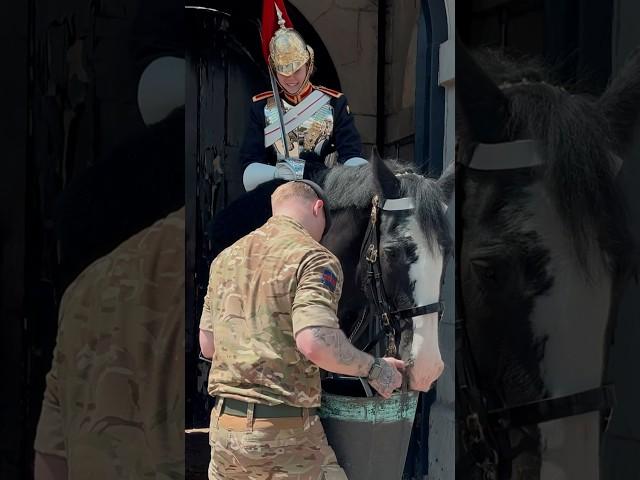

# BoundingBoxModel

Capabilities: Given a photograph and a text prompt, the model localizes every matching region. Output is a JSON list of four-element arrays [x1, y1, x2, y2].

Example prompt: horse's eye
[[383, 246, 402, 260], [471, 259, 497, 282]]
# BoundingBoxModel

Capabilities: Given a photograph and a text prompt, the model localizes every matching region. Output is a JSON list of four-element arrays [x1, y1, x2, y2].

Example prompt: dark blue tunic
[[239, 90, 364, 179]]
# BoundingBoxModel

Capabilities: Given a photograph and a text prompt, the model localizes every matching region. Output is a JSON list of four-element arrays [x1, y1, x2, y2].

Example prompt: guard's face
[[277, 64, 308, 95]]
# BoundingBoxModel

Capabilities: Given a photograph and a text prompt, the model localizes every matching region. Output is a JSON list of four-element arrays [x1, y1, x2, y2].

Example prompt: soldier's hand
[[369, 357, 405, 399]]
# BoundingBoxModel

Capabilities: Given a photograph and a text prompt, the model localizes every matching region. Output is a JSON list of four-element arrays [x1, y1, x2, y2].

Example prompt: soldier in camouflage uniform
[[34, 209, 185, 480], [199, 181, 405, 479]]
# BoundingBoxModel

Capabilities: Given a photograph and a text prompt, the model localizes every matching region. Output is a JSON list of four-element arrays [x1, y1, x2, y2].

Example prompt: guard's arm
[[239, 101, 269, 172], [332, 95, 366, 164]]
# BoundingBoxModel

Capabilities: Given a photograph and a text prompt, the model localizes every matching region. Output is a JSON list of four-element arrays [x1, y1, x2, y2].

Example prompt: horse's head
[[320, 153, 452, 391], [456, 44, 640, 477]]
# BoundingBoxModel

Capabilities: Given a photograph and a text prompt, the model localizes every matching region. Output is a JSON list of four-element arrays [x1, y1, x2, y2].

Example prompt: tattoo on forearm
[[310, 327, 372, 376]]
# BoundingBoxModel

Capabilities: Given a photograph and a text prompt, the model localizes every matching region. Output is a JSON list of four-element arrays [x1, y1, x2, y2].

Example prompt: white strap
[[469, 140, 543, 170], [471, 139, 624, 176], [382, 198, 415, 211], [264, 90, 331, 147]]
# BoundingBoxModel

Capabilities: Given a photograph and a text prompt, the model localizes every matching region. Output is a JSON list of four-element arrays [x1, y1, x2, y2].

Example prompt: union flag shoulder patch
[[320, 268, 338, 292]]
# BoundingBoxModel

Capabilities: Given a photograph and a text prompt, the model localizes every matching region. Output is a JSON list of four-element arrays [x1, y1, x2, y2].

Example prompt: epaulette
[[252, 91, 274, 102], [315, 85, 343, 98]]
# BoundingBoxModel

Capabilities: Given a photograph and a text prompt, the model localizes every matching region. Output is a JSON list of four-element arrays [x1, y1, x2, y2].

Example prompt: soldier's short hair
[[271, 181, 318, 207]]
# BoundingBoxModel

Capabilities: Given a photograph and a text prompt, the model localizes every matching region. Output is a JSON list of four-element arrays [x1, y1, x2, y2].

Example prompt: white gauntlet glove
[[242, 159, 305, 192], [343, 157, 368, 167]]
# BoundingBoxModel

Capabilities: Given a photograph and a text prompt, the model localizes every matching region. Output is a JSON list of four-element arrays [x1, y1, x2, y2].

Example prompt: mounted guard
[[241, 0, 367, 192]]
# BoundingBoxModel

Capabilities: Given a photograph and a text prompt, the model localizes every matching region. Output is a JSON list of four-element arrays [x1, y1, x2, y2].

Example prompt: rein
[[350, 194, 444, 357]]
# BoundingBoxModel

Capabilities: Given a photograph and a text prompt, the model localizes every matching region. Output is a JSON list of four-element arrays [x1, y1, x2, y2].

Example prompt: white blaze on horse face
[[404, 216, 444, 387], [523, 182, 611, 480]]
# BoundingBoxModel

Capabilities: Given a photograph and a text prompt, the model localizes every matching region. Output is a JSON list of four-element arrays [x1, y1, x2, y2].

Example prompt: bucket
[[319, 376, 419, 480]]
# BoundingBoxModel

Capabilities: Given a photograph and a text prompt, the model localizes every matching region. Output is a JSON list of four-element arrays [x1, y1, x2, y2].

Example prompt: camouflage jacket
[[34, 209, 185, 480], [200, 215, 343, 408]]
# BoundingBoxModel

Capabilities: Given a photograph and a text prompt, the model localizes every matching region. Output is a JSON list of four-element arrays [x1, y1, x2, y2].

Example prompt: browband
[[469, 139, 623, 175], [469, 140, 543, 170], [382, 197, 414, 211]]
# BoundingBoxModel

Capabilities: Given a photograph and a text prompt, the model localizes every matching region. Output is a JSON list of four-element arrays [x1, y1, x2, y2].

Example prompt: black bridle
[[349, 194, 445, 357], [456, 141, 617, 479]]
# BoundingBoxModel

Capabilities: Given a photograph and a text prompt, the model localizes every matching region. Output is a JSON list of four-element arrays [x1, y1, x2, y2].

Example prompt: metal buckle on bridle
[[366, 244, 378, 263], [370, 195, 379, 225], [381, 312, 397, 356]]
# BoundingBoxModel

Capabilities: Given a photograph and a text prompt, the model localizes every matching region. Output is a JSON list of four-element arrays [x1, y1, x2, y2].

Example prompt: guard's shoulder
[[252, 91, 273, 102], [315, 85, 343, 98]]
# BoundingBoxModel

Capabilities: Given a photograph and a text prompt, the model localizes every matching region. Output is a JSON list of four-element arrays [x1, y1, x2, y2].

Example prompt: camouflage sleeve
[[199, 259, 217, 332], [291, 249, 344, 336], [34, 311, 67, 457]]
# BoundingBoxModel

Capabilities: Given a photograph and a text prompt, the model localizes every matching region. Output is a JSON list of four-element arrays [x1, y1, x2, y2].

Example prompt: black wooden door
[[185, 6, 268, 428]]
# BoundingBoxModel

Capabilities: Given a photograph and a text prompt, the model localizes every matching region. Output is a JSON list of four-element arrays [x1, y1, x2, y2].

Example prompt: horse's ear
[[437, 161, 455, 204], [599, 47, 640, 156], [456, 36, 510, 143], [371, 149, 401, 199], [369, 145, 381, 163]]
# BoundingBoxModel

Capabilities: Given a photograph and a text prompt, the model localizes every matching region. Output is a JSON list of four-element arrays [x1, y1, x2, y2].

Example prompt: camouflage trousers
[[208, 402, 348, 479]]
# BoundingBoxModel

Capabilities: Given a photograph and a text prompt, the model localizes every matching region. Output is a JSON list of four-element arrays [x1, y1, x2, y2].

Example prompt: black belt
[[218, 398, 316, 418]]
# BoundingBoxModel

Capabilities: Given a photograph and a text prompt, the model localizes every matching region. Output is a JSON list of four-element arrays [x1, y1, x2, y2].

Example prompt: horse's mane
[[323, 162, 451, 253], [468, 50, 632, 271]]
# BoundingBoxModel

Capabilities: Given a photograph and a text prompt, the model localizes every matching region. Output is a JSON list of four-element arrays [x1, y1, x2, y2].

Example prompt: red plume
[[260, 0, 293, 64]]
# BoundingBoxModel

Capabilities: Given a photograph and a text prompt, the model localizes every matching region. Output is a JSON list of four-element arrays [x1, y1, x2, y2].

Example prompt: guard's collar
[[282, 83, 313, 105]]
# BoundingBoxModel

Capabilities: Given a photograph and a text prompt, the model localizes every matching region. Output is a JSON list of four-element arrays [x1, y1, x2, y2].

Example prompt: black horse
[[210, 153, 453, 391], [456, 45, 640, 479]]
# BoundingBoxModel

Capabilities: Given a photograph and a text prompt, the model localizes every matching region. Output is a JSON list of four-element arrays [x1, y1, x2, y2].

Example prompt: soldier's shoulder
[[315, 85, 344, 98], [301, 243, 342, 270], [252, 91, 274, 102], [62, 209, 185, 305]]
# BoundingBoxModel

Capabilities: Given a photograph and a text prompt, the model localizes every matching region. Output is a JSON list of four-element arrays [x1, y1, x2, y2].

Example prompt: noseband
[[351, 194, 444, 358]]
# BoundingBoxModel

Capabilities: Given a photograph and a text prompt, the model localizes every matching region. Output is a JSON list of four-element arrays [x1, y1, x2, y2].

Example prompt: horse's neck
[[522, 185, 613, 479], [322, 209, 369, 329]]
